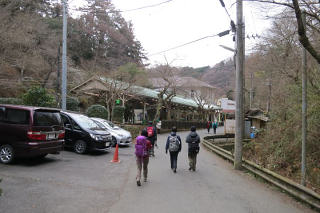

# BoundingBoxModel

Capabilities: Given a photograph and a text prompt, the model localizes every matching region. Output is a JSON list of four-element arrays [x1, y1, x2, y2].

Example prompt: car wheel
[[0, 145, 15, 164], [111, 137, 117, 147], [74, 140, 87, 154]]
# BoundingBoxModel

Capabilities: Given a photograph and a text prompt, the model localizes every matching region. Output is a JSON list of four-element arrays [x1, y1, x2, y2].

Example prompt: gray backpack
[[168, 136, 179, 152]]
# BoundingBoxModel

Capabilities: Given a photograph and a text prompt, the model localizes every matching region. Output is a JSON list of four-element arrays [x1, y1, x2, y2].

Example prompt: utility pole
[[234, 0, 245, 170], [249, 72, 253, 109], [61, 0, 68, 110], [301, 11, 307, 186], [266, 80, 272, 113]]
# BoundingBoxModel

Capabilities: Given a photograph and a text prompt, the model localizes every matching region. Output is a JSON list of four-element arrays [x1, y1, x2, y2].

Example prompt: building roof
[[71, 76, 221, 110], [149, 77, 216, 89]]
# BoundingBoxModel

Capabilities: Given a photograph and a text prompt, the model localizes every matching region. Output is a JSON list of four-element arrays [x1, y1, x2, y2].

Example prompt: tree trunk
[[154, 98, 163, 124]]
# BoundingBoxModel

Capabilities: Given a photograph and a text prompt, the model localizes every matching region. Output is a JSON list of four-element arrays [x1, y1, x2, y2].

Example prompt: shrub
[[86, 104, 108, 119], [122, 125, 145, 139], [67, 96, 80, 111], [22, 86, 56, 107], [0, 97, 23, 105], [112, 106, 124, 123]]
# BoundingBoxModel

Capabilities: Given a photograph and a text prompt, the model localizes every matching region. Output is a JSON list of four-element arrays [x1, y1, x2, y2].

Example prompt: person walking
[[146, 121, 157, 156], [212, 120, 218, 134], [165, 126, 182, 173], [206, 120, 211, 133], [156, 119, 162, 134], [135, 129, 152, 186], [186, 126, 200, 171]]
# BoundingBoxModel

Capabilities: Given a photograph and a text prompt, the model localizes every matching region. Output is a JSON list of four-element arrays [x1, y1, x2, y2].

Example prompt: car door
[[61, 114, 74, 147], [69, 117, 87, 142]]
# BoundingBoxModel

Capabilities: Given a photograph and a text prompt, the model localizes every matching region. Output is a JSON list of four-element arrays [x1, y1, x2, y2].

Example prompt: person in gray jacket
[[186, 126, 200, 171], [165, 126, 182, 173]]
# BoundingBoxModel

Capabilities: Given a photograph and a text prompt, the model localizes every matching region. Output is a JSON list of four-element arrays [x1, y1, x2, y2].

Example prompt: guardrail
[[202, 139, 320, 211]]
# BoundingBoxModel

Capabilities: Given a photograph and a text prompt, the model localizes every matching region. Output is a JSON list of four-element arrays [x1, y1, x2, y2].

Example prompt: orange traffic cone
[[111, 144, 120, 163]]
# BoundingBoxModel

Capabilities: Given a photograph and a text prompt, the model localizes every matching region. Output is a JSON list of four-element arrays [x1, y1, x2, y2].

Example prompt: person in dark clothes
[[165, 126, 182, 173], [186, 126, 200, 171], [206, 120, 211, 133], [146, 121, 157, 157]]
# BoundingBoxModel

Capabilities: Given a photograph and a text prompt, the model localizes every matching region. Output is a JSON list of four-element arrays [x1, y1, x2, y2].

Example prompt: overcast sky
[[70, 0, 271, 68]]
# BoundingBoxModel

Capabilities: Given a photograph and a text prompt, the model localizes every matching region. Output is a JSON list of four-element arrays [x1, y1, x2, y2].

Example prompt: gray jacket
[[186, 131, 200, 150]]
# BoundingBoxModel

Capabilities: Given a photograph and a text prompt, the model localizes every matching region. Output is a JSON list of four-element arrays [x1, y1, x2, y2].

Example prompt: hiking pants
[[188, 152, 197, 171], [169, 151, 179, 169], [136, 156, 149, 181]]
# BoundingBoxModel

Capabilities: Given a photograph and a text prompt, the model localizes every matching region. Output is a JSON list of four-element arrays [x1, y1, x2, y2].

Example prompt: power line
[[148, 30, 230, 56], [119, 0, 173, 12], [75, 0, 174, 14], [219, 0, 236, 32]]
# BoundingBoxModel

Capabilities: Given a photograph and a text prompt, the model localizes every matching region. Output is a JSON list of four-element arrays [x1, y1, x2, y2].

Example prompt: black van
[[60, 111, 112, 154], [0, 105, 64, 164]]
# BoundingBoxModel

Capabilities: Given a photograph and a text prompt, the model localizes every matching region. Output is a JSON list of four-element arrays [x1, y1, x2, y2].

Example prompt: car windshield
[[106, 120, 115, 128], [103, 121, 115, 129], [71, 114, 102, 130], [93, 120, 108, 130], [34, 111, 62, 126]]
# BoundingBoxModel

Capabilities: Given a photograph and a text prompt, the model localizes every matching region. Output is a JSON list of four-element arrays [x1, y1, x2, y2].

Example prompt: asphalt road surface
[[0, 127, 315, 213]]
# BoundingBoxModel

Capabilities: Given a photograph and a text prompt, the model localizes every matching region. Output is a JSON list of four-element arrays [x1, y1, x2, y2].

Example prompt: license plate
[[105, 142, 110, 147], [47, 133, 55, 140]]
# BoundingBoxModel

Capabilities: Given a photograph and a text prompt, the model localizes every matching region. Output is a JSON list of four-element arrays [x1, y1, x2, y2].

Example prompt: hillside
[[178, 59, 235, 98]]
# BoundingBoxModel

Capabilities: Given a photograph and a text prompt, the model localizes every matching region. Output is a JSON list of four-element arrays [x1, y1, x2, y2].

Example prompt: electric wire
[[219, 0, 236, 32], [148, 30, 230, 56], [74, 0, 174, 14], [118, 0, 173, 12]]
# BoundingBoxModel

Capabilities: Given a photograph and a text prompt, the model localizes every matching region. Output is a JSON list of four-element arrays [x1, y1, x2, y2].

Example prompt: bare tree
[[248, 0, 320, 64], [101, 63, 144, 121], [151, 61, 178, 123]]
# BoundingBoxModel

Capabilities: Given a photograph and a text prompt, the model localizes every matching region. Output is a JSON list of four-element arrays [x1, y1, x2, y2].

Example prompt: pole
[[61, 0, 68, 110], [301, 11, 307, 186], [234, 0, 245, 170], [267, 80, 271, 113], [250, 72, 253, 109]]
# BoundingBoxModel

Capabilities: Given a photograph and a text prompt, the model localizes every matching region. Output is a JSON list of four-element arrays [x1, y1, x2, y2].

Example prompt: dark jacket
[[165, 132, 182, 153], [186, 131, 200, 151], [146, 125, 157, 144]]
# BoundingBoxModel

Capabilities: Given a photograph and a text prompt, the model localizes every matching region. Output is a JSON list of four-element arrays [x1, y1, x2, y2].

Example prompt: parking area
[[0, 146, 134, 213]]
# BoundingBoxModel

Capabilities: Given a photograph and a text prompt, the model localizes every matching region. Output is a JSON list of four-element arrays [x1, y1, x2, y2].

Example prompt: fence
[[161, 120, 206, 130]]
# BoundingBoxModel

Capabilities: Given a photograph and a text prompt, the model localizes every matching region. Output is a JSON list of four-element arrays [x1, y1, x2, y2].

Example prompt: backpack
[[147, 126, 154, 137], [168, 135, 179, 152], [189, 142, 200, 153], [135, 136, 148, 157]]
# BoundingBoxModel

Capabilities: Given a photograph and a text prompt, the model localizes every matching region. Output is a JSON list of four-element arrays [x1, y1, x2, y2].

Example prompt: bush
[[0, 97, 23, 105], [22, 86, 56, 107], [67, 96, 80, 111], [112, 106, 124, 123], [86, 104, 108, 119], [122, 125, 145, 139]]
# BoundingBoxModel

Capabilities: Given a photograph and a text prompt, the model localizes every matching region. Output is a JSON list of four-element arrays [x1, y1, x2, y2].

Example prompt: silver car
[[91, 118, 132, 146]]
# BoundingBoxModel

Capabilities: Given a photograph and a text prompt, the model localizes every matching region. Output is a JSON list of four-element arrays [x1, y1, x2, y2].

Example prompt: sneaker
[[174, 169, 176, 173], [188, 167, 192, 171], [137, 180, 141, 186]]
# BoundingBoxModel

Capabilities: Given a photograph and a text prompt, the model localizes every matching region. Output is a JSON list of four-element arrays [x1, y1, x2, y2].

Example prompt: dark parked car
[[0, 105, 65, 164], [60, 111, 112, 154]]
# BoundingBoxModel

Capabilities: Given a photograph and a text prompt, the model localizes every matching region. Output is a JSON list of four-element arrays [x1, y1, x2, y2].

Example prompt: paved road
[[0, 127, 314, 213]]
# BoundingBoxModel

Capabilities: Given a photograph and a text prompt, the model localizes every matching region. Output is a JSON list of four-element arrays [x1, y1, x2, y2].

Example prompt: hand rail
[[202, 139, 320, 211]]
